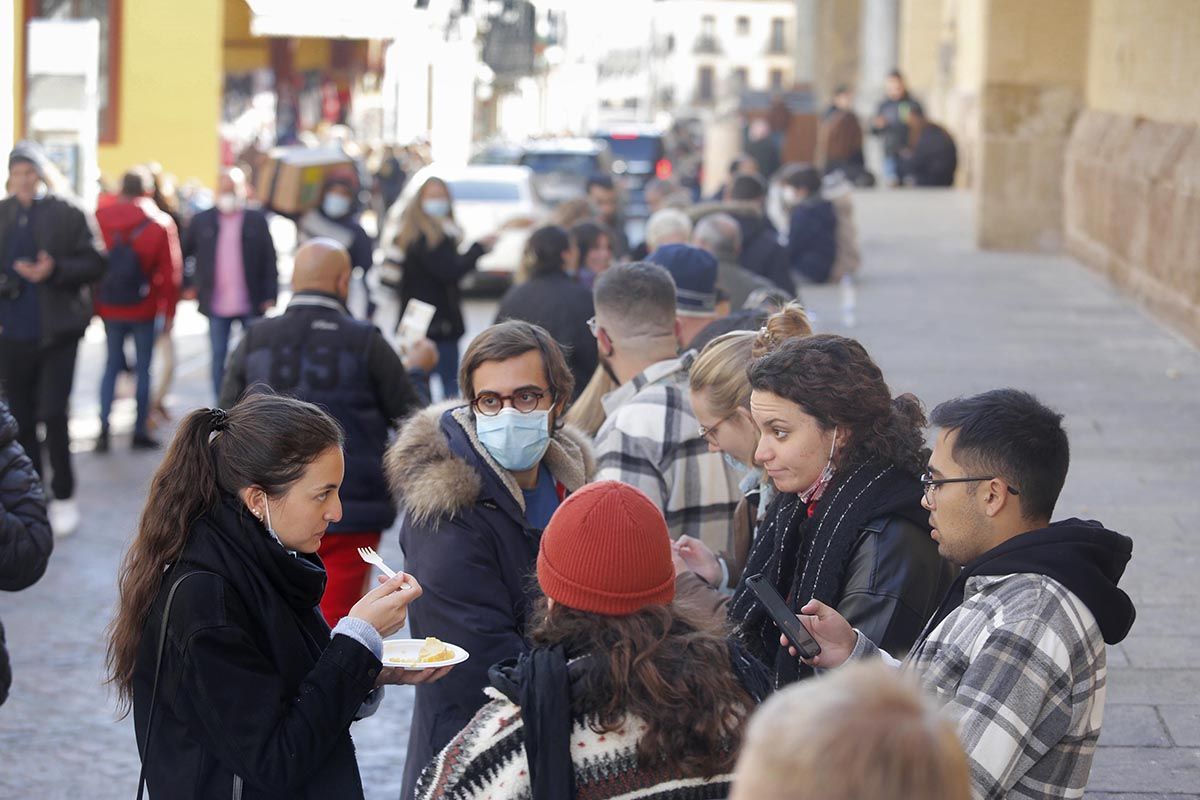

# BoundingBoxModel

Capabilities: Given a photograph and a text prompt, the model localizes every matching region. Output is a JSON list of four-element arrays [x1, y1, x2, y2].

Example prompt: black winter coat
[[732, 212, 796, 296], [787, 199, 838, 284], [386, 403, 594, 799], [495, 271, 596, 400], [907, 123, 958, 187], [182, 207, 279, 318], [0, 194, 107, 342], [0, 401, 52, 706], [397, 232, 485, 341], [131, 495, 381, 799]]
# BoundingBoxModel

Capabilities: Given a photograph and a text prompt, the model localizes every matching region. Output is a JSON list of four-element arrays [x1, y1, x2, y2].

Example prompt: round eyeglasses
[[697, 412, 737, 445], [471, 388, 549, 416]]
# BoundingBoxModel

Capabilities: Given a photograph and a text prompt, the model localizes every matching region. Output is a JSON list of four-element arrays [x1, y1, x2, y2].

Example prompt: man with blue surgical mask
[[386, 320, 596, 799]]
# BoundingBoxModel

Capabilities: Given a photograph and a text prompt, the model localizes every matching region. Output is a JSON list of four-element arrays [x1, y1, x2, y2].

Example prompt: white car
[[382, 164, 544, 293]]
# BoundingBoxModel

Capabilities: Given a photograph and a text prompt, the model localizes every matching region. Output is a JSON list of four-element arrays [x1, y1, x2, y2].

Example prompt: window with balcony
[[697, 66, 715, 103], [733, 67, 748, 87], [769, 18, 786, 54], [695, 15, 719, 54], [26, 0, 121, 143], [736, 16, 750, 35], [770, 69, 785, 91]]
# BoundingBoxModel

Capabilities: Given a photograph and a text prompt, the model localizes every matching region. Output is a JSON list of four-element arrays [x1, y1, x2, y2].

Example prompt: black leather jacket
[[678, 512, 957, 661], [837, 513, 958, 659]]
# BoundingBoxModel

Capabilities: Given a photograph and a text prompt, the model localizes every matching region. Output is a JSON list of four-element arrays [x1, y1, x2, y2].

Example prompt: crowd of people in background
[[0, 66, 1129, 800]]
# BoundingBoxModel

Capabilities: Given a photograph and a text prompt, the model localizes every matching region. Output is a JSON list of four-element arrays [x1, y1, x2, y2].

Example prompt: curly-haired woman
[[722, 335, 956, 687], [415, 481, 769, 800]]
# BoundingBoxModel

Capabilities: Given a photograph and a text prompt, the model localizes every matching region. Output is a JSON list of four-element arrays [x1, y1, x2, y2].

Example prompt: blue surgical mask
[[322, 194, 352, 218], [422, 199, 450, 218], [475, 408, 551, 472], [723, 451, 752, 477]]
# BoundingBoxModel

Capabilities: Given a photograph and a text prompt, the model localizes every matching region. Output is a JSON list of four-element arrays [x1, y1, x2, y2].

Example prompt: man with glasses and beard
[[783, 389, 1136, 800], [385, 320, 595, 799]]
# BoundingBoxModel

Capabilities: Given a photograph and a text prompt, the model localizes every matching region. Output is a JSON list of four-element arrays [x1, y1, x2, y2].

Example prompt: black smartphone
[[745, 573, 822, 660]]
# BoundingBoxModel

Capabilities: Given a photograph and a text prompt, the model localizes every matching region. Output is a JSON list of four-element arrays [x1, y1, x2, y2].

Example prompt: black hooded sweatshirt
[[929, 517, 1135, 645]]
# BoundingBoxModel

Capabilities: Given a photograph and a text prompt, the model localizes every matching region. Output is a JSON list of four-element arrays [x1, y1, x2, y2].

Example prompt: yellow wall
[[97, 0, 224, 186], [224, 0, 270, 73], [11, 1, 24, 143], [1086, 0, 1200, 125], [984, 0, 1089, 88]]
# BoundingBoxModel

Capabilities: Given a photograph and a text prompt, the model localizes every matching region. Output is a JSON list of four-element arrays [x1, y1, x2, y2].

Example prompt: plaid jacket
[[855, 572, 1106, 800], [594, 353, 742, 550]]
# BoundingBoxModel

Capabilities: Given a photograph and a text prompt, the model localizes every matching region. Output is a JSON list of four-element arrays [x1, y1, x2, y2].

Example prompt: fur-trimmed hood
[[385, 401, 596, 527]]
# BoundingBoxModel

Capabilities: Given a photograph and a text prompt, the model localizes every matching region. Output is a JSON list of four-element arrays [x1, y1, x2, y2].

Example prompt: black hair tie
[[209, 407, 229, 431]]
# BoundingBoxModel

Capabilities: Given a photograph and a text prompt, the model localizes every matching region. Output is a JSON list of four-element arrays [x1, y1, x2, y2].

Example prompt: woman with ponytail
[[712, 335, 957, 687], [108, 393, 448, 799]]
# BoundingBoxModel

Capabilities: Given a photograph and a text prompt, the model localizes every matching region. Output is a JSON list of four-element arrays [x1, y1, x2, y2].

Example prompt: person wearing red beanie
[[414, 481, 771, 800]]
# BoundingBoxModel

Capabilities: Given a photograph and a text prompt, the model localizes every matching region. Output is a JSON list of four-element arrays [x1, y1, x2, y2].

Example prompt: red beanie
[[537, 481, 676, 616]]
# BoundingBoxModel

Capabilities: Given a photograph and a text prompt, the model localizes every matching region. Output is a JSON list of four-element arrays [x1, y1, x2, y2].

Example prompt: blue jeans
[[433, 337, 460, 400], [209, 314, 258, 400], [100, 319, 156, 436]]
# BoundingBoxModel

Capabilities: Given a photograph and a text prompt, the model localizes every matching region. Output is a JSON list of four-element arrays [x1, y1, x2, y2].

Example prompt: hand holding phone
[[746, 573, 822, 660]]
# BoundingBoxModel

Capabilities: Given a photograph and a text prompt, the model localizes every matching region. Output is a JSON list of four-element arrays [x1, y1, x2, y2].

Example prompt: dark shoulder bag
[[136, 570, 222, 799]]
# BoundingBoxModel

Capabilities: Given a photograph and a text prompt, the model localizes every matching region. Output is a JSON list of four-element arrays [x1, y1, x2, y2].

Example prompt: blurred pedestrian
[[219, 239, 431, 625], [373, 144, 407, 218], [0, 398, 53, 707], [715, 174, 795, 295], [570, 220, 613, 289], [181, 166, 278, 399], [726, 335, 955, 687], [94, 167, 182, 452], [730, 662, 970, 800], [0, 141, 107, 538], [586, 175, 629, 259], [415, 481, 769, 800], [109, 395, 449, 799], [643, 207, 692, 254], [903, 108, 958, 187], [871, 70, 924, 187], [387, 321, 594, 799], [145, 163, 186, 427], [780, 165, 838, 284], [298, 176, 374, 316], [817, 85, 870, 185], [391, 176, 495, 399], [745, 118, 781, 183], [645, 244, 721, 350], [784, 389, 1136, 799], [675, 305, 813, 597], [590, 262, 742, 550], [691, 213, 776, 311], [496, 226, 596, 399]]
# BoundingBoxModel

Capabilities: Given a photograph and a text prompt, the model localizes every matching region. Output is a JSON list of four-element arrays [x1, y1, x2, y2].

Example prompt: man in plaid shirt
[[785, 390, 1136, 800], [590, 260, 742, 550]]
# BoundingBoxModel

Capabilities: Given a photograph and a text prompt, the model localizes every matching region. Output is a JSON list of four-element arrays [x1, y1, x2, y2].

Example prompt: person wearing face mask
[[673, 304, 813, 601], [218, 239, 434, 625], [721, 334, 956, 688], [387, 177, 496, 399], [494, 226, 596, 400], [778, 164, 838, 285], [297, 177, 374, 316], [386, 320, 595, 799], [108, 394, 451, 800], [181, 166, 279, 399]]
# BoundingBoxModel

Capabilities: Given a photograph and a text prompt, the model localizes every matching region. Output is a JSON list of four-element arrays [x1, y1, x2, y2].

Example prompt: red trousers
[[318, 531, 382, 626]]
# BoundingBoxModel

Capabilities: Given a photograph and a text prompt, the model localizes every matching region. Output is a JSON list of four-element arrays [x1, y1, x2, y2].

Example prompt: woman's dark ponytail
[[107, 394, 343, 715]]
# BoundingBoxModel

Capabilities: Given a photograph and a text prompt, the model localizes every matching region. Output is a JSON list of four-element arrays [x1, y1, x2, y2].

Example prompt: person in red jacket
[[93, 167, 182, 451]]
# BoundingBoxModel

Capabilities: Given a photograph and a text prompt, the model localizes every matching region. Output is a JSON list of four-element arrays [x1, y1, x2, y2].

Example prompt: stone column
[[793, 0, 818, 88], [857, 0, 899, 175]]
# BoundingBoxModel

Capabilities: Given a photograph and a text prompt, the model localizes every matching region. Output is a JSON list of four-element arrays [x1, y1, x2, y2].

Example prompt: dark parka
[[396, 231, 486, 341], [181, 206, 278, 318], [386, 403, 594, 799], [131, 496, 381, 799], [688, 201, 796, 297], [0, 401, 52, 706], [0, 194, 107, 342]]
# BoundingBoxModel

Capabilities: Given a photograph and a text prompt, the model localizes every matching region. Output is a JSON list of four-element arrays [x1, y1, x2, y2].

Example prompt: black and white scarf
[[729, 460, 926, 686]]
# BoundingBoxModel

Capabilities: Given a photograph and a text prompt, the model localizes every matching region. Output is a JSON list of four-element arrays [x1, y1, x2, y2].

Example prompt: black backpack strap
[[136, 569, 217, 800]]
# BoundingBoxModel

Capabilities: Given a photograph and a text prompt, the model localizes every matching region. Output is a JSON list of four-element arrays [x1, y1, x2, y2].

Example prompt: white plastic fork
[[357, 546, 411, 588]]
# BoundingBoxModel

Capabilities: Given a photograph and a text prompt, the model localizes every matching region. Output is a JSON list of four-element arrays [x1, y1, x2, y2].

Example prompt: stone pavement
[[1, 190, 1197, 798]]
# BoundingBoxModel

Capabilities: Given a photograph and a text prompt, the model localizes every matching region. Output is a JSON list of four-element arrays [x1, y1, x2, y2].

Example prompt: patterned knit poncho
[[414, 687, 735, 799]]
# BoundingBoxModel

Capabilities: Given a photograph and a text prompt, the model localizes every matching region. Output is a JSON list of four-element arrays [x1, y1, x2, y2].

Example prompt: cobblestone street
[[0, 191, 1197, 798]]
